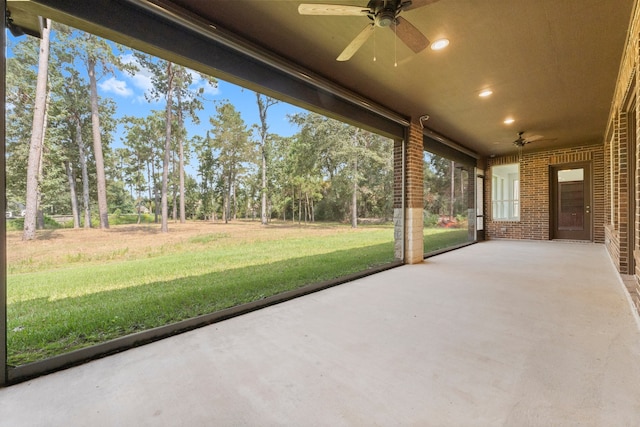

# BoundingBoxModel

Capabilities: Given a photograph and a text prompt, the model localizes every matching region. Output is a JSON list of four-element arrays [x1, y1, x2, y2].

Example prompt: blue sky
[[7, 29, 306, 152], [102, 50, 308, 178], [7, 29, 309, 181], [103, 51, 306, 147]]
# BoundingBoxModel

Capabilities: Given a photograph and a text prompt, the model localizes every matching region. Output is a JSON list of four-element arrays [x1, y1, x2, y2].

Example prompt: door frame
[[550, 161, 593, 241]]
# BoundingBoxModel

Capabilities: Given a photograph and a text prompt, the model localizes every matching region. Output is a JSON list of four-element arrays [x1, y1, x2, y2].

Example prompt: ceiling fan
[[513, 131, 544, 147], [298, 0, 439, 61]]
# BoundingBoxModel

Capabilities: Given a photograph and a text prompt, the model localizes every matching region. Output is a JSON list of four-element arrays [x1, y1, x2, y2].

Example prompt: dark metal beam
[[1, 0, 8, 388]]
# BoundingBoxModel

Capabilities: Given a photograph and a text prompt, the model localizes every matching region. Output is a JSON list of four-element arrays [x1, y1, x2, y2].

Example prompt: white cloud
[[130, 69, 154, 94], [120, 53, 155, 95], [195, 79, 220, 96], [120, 53, 136, 65], [187, 69, 220, 96], [118, 53, 219, 102], [99, 77, 133, 97]]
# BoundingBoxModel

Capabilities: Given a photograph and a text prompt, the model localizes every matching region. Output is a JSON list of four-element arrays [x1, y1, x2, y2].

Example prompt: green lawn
[[424, 227, 471, 253], [7, 223, 470, 366]]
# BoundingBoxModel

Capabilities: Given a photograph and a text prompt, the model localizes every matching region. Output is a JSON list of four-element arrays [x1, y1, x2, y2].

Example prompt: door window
[[557, 169, 584, 231]]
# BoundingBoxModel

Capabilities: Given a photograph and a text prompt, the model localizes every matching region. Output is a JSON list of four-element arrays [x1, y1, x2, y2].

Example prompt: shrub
[[423, 212, 439, 227], [6, 215, 63, 231]]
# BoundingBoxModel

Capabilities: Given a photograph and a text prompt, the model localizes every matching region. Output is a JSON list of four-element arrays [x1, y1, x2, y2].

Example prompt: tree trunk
[[150, 158, 160, 224], [291, 184, 295, 223], [160, 62, 174, 233], [223, 193, 228, 224], [450, 160, 455, 219], [75, 118, 92, 229], [136, 195, 142, 225], [298, 187, 302, 224], [305, 192, 310, 223], [172, 188, 177, 221], [147, 159, 153, 219], [352, 159, 358, 229], [87, 53, 109, 229], [225, 170, 232, 223], [36, 91, 51, 230], [64, 161, 80, 228], [23, 19, 51, 241], [36, 137, 45, 230], [233, 181, 237, 220], [261, 147, 268, 225], [177, 91, 186, 224], [172, 151, 177, 222], [256, 94, 277, 226]]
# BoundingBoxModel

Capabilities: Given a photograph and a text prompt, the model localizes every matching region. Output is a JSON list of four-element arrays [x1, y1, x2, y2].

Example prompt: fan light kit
[[298, 0, 441, 62]]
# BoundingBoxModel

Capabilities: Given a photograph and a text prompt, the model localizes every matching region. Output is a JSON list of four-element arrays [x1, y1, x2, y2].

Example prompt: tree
[[121, 117, 153, 223], [23, 19, 52, 241], [6, 37, 39, 216], [132, 54, 215, 230], [209, 101, 252, 223], [288, 112, 392, 225], [288, 112, 349, 222], [344, 128, 390, 228], [194, 132, 219, 221], [172, 67, 216, 223], [160, 61, 174, 232], [267, 135, 295, 221], [133, 54, 175, 232], [51, 69, 93, 228], [121, 111, 167, 223], [255, 93, 278, 225], [424, 152, 453, 218], [87, 36, 110, 228], [57, 30, 128, 229]]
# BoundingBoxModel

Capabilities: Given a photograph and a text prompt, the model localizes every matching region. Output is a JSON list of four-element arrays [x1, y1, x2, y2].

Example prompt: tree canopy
[[6, 24, 401, 234]]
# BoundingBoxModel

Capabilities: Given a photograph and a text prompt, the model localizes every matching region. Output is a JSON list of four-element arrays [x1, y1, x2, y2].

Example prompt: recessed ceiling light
[[504, 118, 515, 124], [430, 38, 450, 51], [479, 89, 493, 98]]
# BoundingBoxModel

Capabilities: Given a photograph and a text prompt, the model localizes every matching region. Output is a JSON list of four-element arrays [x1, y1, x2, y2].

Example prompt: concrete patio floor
[[1, 240, 640, 426]]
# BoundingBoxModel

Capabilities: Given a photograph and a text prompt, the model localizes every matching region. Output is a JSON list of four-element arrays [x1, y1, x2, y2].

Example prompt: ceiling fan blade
[[401, 0, 440, 12], [524, 134, 544, 142], [298, 4, 369, 16], [390, 16, 429, 53], [337, 24, 375, 61]]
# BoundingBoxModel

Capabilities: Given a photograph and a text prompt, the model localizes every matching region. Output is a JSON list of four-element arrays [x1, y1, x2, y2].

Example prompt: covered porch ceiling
[[6, 0, 636, 156]]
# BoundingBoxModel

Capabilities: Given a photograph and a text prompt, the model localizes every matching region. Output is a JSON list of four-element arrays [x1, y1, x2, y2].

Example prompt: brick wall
[[393, 140, 403, 209], [405, 122, 424, 263], [485, 145, 605, 242], [406, 122, 424, 209], [605, 1, 640, 313], [393, 122, 424, 263], [393, 140, 403, 259]]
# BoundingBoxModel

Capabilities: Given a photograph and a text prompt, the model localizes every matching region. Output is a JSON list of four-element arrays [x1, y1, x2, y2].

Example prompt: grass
[[7, 221, 469, 366], [424, 227, 470, 253]]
